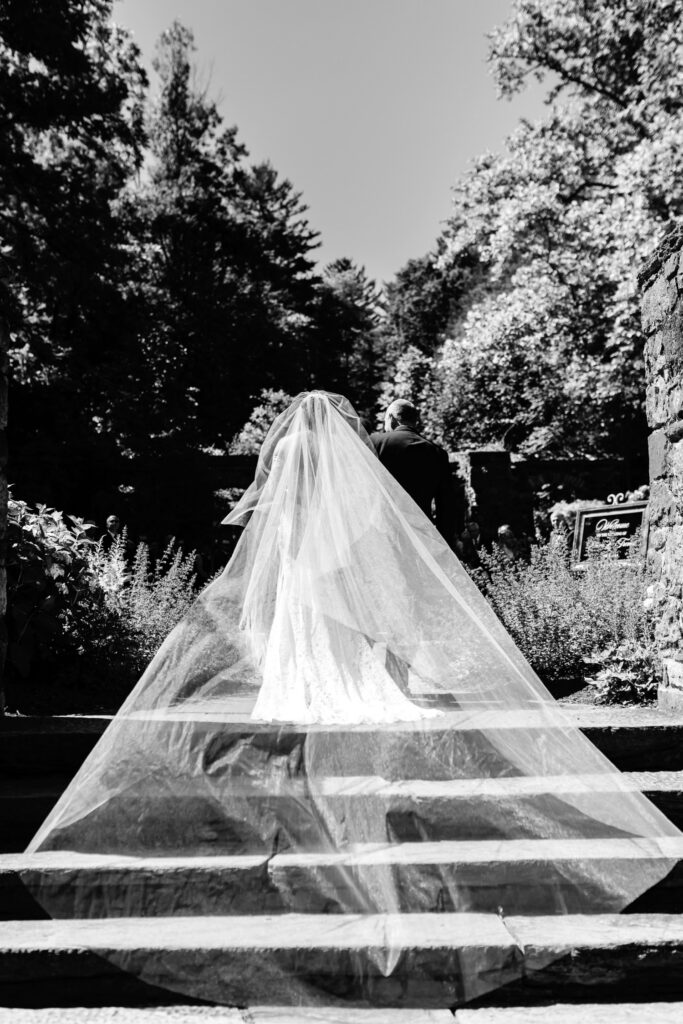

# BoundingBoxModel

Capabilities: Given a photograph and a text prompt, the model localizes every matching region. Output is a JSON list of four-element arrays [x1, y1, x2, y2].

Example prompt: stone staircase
[[2, 708, 683, 1021]]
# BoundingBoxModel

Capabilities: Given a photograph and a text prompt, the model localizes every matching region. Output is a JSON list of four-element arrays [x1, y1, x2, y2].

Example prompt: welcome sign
[[572, 499, 648, 565]]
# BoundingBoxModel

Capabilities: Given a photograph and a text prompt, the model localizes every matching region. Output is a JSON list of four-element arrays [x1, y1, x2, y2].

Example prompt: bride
[[229, 391, 442, 724], [23, 390, 682, 1010]]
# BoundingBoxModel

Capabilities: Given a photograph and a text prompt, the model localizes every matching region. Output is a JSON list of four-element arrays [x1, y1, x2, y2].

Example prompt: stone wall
[[0, 266, 8, 711], [451, 451, 532, 543], [639, 224, 683, 703], [450, 450, 646, 546]]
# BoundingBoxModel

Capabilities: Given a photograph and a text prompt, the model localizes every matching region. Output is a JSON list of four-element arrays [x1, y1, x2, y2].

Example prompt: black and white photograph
[[2, 1, 683, 1021]]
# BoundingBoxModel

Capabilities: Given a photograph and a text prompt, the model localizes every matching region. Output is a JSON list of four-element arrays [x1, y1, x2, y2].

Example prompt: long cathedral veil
[[22, 390, 681, 1009]]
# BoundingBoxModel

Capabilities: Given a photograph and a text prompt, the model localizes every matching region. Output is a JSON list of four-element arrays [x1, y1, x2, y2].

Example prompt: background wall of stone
[[0, 263, 8, 710], [640, 223, 683, 663], [450, 451, 646, 545]]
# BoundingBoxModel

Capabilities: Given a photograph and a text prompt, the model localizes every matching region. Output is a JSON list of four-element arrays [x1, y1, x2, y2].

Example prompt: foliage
[[472, 540, 653, 684], [2, 0, 148, 465], [229, 389, 294, 455], [382, 0, 683, 458], [380, 243, 481, 359], [587, 640, 659, 706], [5, 495, 97, 678], [224, 388, 294, 516], [122, 22, 322, 450], [87, 537, 198, 669], [2, 8, 385, 537], [5, 494, 199, 707], [320, 258, 384, 420], [376, 346, 439, 431]]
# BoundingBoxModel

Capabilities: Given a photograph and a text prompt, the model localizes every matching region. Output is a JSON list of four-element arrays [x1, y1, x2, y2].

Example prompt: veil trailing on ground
[[23, 391, 681, 1009]]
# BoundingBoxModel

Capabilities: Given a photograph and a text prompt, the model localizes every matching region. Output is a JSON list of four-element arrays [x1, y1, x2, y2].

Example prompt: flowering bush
[[471, 541, 654, 688], [88, 537, 198, 669]]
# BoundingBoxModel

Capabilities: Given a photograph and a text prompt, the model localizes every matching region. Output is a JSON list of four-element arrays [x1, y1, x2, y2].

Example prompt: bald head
[[385, 399, 419, 432]]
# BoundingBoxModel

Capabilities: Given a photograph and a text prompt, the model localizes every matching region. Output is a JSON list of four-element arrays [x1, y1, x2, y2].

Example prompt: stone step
[[3, 707, 683, 777], [3, 1005, 682, 1023], [3, 836, 682, 919], [455, 1006, 683, 1023], [2, 912, 683, 1008], [331, 770, 683, 840], [0, 718, 110, 774], [0, 1008, 455, 1023], [3, 1009, 683, 1024], [0, 775, 72, 853], [0, 1013, 242, 1024], [6, 770, 683, 855], [3, 712, 683, 774]]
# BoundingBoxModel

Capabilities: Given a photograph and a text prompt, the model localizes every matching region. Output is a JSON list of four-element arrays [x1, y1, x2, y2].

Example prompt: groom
[[370, 398, 456, 698], [371, 399, 456, 547]]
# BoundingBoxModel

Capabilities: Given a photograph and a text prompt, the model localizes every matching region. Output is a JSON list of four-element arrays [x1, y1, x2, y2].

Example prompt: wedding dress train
[[22, 390, 682, 1011]]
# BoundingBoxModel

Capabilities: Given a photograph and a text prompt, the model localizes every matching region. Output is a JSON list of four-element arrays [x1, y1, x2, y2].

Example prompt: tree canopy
[[5, 0, 679, 541], [2, 5, 382, 538], [381, 0, 683, 458]]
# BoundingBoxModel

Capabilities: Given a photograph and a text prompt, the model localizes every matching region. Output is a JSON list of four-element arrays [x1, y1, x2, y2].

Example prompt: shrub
[[6, 495, 98, 678], [88, 537, 199, 670], [5, 495, 202, 710], [587, 640, 659, 705], [471, 540, 654, 686]]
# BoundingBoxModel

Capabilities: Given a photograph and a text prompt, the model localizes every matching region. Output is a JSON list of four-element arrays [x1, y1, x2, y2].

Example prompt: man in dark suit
[[98, 514, 121, 553], [370, 399, 457, 698], [371, 399, 456, 546]]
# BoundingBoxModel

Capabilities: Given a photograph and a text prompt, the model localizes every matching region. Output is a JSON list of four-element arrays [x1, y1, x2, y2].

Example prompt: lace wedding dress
[[22, 391, 682, 1011], [252, 567, 440, 724], [247, 429, 440, 724]]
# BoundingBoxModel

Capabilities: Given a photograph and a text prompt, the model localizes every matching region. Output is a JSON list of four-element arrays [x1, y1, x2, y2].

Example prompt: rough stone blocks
[[642, 232, 683, 682], [641, 271, 680, 334], [648, 429, 669, 480]]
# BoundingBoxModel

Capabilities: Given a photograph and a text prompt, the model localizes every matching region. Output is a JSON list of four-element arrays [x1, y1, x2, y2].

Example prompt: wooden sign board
[[572, 500, 648, 566]]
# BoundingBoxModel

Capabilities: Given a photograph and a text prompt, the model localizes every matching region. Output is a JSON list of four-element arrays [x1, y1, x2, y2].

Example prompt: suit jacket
[[370, 426, 456, 544]]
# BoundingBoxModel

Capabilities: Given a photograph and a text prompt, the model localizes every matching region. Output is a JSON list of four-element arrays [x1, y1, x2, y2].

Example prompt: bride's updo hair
[[223, 390, 375, 528], [300, 390, 371, 441]]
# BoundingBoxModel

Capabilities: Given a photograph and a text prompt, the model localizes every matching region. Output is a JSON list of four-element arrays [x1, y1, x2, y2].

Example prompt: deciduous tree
[[384, 0, 683, 457]]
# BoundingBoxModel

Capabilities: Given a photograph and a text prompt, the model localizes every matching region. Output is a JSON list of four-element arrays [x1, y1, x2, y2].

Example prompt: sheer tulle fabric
[[23, 391, 681, 1008]]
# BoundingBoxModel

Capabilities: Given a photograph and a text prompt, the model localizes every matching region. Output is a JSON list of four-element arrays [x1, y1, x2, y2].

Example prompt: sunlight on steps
[[3, 710, 683, 1013]]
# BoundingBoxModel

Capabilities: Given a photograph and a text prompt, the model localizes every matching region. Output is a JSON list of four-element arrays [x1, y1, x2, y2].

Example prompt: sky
[[115, 0, 547, 285]]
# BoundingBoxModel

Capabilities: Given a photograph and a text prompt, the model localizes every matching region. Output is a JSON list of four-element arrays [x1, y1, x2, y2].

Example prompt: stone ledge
[[4, 836, 682, 918], [6, 767, 683, 800], [5, 707, 683, 775], [455, 1005, 683, 1023], [3, 913, 683, 1007], [5, 835, 682, 875], [2, 1006, 683, 1024], [7, 769, 683, 860], [0, 1012, 244, 1024], [6, 909, 683, 952], [0, 1009, 454, 1024]]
